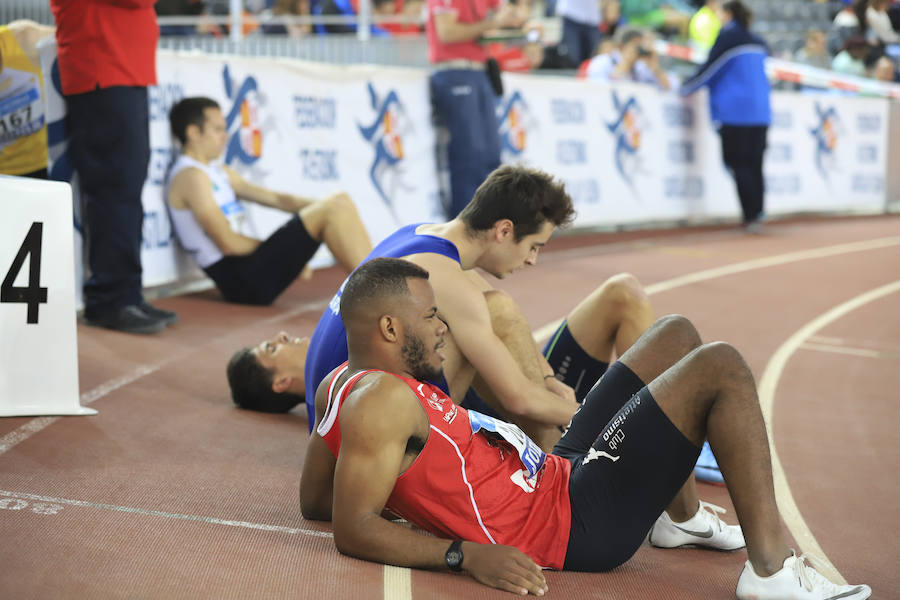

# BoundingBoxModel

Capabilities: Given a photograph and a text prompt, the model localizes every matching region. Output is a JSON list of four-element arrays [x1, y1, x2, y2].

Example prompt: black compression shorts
[[554, 362, 701, 571], [203, 215, 320, 306]]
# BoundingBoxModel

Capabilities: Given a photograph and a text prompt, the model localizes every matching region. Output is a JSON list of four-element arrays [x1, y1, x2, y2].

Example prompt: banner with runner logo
[[498, 73, 890, 226], [38, 42, 892, 304]]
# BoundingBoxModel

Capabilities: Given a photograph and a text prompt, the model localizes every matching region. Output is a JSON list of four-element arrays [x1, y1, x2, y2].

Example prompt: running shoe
[[649, 501, 745, 551], [736, 551, 871, 599], [694, 441, 725, 485]]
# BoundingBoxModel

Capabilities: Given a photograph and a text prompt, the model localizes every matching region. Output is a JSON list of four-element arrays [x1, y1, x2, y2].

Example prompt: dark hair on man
[[226, 347, 304, 414], [340, 258, 430, 319], [458, 165, 575, 242], [722, 0, 752, 29], [169, 96, 221, 145]]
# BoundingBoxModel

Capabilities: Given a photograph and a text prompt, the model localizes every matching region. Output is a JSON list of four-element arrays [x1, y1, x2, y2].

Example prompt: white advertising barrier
[[497, 72, 890, 225], [142, 51, 443, 287], [0, 176, 94, 417], [38, 42, 892, 297]]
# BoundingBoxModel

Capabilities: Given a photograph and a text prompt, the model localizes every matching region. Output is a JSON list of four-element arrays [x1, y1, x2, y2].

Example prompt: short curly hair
[[226, 348, 304, 413]]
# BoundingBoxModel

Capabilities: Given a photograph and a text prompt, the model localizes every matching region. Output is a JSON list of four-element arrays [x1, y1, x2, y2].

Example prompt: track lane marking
[[757, 280, 900, 584], [0, 489, 333, 538]]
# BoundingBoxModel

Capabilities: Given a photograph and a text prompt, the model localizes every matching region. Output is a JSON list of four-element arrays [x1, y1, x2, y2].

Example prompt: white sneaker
[[649, 501, 745, 551], [736, 551, 871, 600]]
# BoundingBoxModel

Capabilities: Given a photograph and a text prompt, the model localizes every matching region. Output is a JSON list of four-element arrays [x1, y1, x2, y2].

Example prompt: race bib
[[0, 70, 44, 150], [469, 410, 546, 478]]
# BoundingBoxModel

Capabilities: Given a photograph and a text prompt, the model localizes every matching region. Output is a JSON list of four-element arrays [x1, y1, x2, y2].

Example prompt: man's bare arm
[[168, 168, 260, 255], [332, 375, 548, 595], [299, 373, 338, 521], [432, 3, 525, 44], [414, 255, 578, 426], [224, 166, 317, 212]]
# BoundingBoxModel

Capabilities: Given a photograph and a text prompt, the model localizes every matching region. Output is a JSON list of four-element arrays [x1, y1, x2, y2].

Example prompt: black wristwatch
[[444, 539, 464, 572]]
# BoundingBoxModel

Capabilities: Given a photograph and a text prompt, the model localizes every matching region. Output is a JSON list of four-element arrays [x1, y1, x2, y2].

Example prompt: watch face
[[446, 549, 463, 570]]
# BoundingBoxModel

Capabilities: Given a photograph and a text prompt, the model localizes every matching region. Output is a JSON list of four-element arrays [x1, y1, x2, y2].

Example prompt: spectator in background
[[585, 25, 672, 89], [50, 0, 177, 334], [314, 0, 397, 35], [261, 0, 312, 36], [689, 0, 720, 51], [870, 53, 899, 80], [0, 19, 55, 179], [556, 0, 603, 67], [487, 25, 546, 72], [866, 0, 900, 44], [426, 0, 528, 217], [828, 0, 868, 55], [832, 34, 870, 75], [680, 0, 770, 233], [620, 0, 692, 39], [155, 0, 205, 36], [599, 0, 623, 40], [793, 28, 831, 70]]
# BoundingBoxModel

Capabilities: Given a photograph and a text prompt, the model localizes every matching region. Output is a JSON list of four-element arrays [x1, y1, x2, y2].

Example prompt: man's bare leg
[[620, 335, 792, 575], [564, 273, 655, 362], [299, 193, 372, 272]]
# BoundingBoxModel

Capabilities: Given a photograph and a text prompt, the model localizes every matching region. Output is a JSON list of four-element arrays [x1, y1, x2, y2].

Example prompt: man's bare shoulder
[[341, 371, 425, 432], [168, 165, 212, 209]]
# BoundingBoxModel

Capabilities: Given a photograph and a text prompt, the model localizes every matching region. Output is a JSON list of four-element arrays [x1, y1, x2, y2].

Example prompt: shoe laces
[[791, 552, 842, 594], [697, 500, 729, 532]]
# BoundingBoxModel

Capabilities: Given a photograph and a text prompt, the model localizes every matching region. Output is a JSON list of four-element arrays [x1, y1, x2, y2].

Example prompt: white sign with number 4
[[0, 175, 94, 416]]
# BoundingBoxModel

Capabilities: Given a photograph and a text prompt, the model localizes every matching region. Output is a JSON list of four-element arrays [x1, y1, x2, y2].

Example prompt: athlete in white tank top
[[166, 154, 252, 268]]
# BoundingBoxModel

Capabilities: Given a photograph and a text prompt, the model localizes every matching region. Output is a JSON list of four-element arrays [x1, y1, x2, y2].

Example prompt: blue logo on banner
[[605, 92, 644, 187], [497, 90, 531, 159], [809, 102, 840, 181], [222, 65, 263, 166], [357, 82, 408, 218]]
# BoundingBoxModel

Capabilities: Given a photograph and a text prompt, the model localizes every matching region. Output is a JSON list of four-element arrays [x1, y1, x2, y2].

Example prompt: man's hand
[[462, 542, 548, 596], [545, 376, 576, 404], [491, 3, 527, 29]]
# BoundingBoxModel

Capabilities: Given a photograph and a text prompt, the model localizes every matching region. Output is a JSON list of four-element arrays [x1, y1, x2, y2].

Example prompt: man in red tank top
[[299, 257, 871, 600]]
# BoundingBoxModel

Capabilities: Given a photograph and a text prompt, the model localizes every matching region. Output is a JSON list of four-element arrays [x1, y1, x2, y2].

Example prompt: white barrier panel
[[499, 73, 890, 223], [38, 43, 893, 300], [0, 176, 95, 417]]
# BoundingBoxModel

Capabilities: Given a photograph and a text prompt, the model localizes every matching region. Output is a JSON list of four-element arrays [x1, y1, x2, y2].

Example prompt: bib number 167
[[1, 221, 48, 324]]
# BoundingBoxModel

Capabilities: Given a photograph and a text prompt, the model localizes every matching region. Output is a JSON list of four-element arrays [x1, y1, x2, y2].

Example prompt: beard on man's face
[[401, 332, 443, 382]]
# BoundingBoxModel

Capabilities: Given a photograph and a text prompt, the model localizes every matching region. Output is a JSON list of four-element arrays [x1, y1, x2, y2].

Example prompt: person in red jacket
[[50, 0, 176, 334]]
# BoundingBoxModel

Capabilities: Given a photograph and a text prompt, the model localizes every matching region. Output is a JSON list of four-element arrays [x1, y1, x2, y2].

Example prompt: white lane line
[[0, 489, 333, 538], [384, 565, 412, 600], [0, 299, 328, 457], [800, 342, 900, 360], [756, 280, 900, 584], [532, 236, 900, 342]]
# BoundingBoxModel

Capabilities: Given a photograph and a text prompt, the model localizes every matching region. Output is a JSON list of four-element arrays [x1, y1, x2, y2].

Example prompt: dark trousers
[[430, 69, 501, 219], [66, 86, 150, 317], [719, 124, 767, 224], [561, 17, 601, 67]]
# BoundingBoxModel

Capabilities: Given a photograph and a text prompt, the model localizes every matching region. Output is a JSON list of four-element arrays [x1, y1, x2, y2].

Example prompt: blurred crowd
[[152, 0, 899, 84]]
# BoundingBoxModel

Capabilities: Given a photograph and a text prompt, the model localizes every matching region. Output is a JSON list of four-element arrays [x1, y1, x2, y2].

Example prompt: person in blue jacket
[[681, 0, 771, 233]]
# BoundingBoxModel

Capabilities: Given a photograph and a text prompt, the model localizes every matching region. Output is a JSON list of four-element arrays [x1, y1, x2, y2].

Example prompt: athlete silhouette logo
[[809, 102, 840, 182], [605, 91, 644, 188], [497, 90, 531, 159], [222, 65, 263, 166], [358, 82, 410, 219]]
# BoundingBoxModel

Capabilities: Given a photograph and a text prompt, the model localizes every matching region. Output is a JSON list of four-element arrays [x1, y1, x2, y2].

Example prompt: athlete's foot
[[649, 501, 745, 551], [736, 551, 871, 600]]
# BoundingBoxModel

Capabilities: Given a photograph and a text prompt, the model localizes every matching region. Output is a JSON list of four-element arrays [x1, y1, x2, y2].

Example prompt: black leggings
[[720, 124, 768, 224]]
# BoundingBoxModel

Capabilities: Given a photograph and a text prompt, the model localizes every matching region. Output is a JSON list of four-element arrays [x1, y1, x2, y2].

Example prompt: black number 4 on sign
[[1, 221, 48, 324]]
